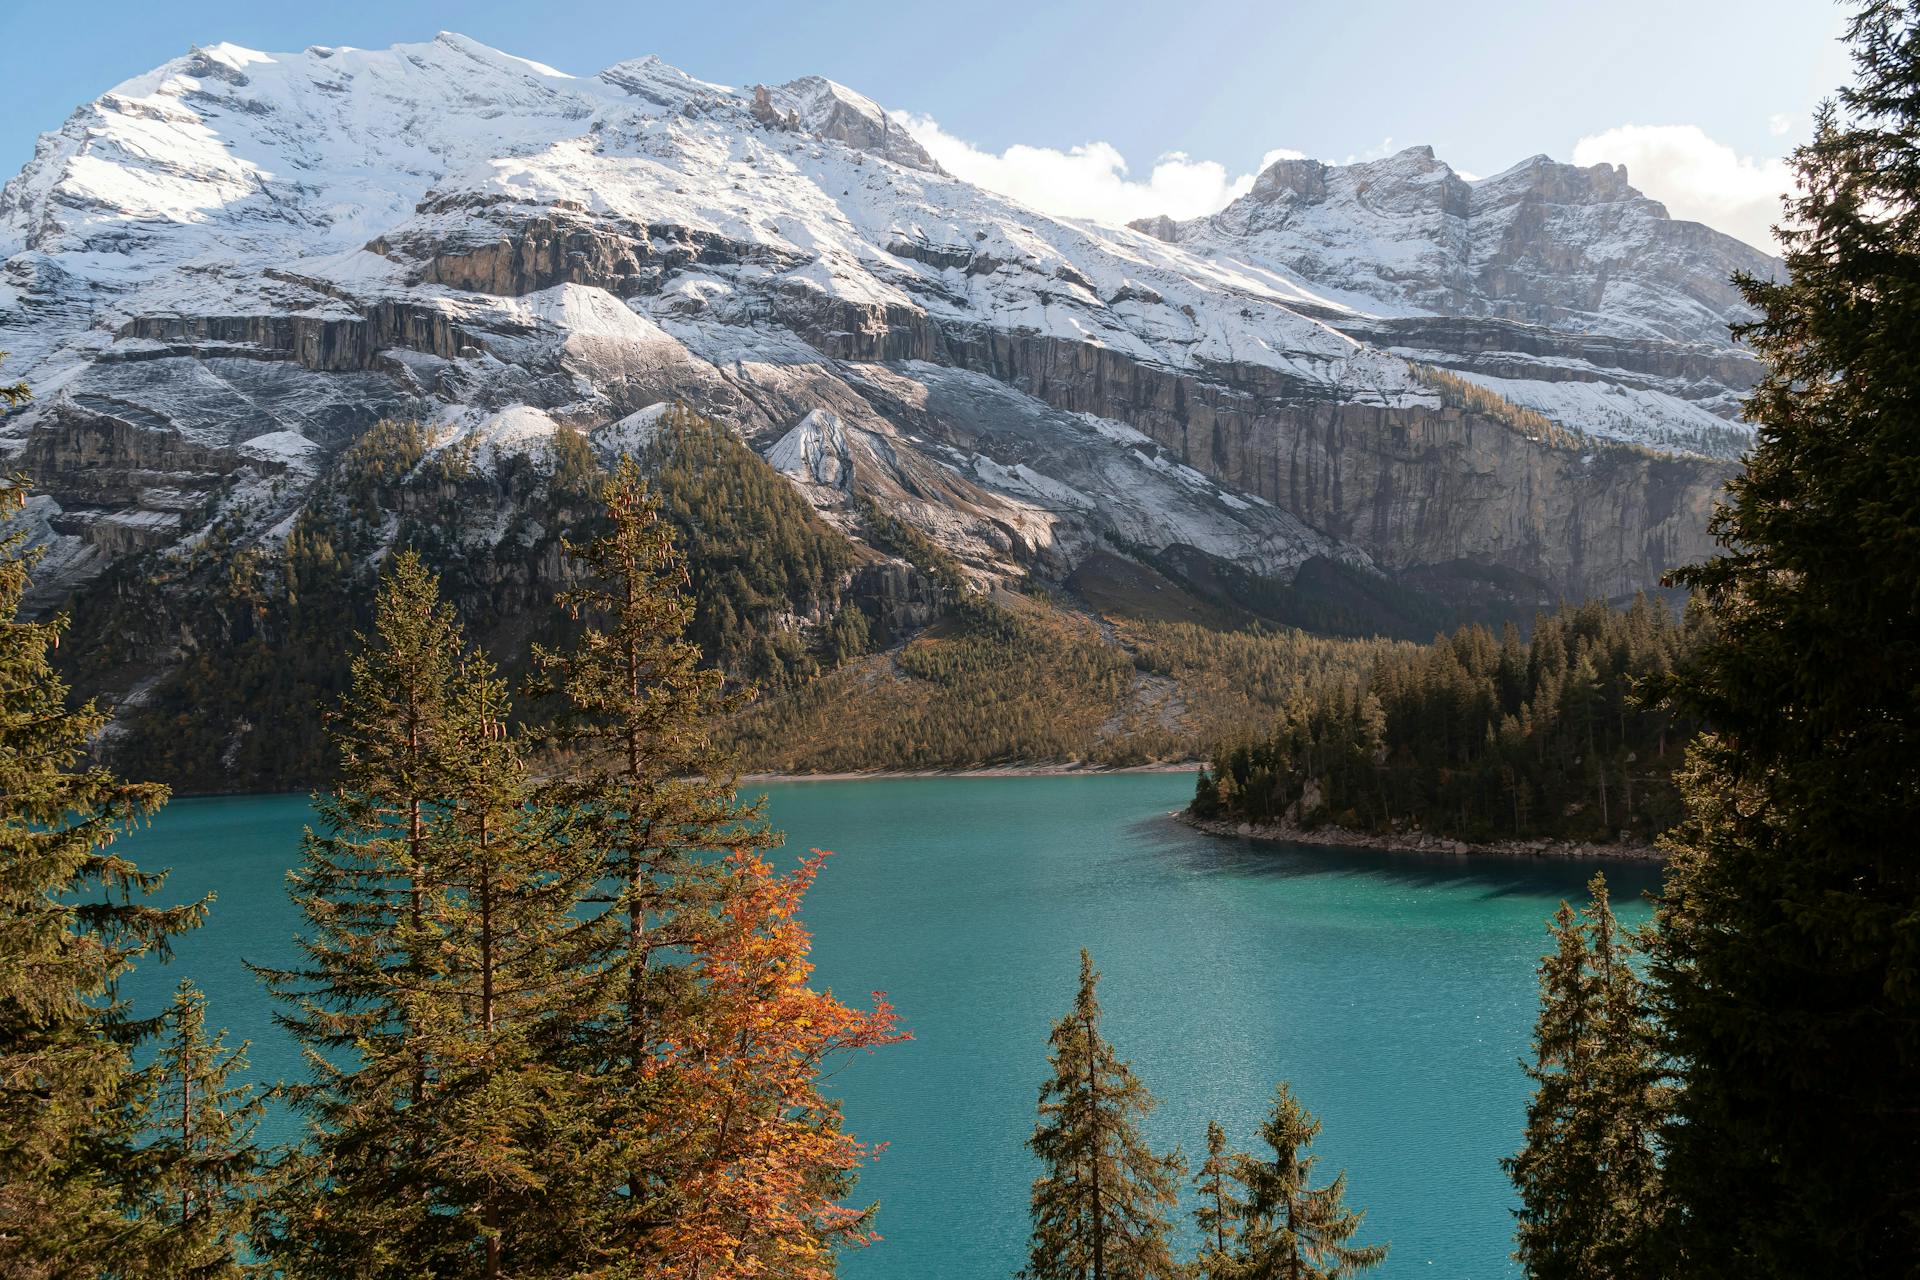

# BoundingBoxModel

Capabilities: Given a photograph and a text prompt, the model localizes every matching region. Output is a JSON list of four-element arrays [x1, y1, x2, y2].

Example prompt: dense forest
[[65, 407, 878, 791], [1193, 598, 1702, 844], [58, 403, 1431, 788]]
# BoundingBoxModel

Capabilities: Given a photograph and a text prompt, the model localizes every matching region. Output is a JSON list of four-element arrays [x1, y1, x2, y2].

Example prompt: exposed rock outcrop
[[0, 34, 1764, 637]]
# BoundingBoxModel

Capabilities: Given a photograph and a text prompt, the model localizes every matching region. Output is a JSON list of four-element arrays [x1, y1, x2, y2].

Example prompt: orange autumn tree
[[655, 848, 906, 1280]]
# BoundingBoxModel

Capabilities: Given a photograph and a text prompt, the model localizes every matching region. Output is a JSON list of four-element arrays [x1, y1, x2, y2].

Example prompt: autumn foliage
[[654, 849, 906, 1280]]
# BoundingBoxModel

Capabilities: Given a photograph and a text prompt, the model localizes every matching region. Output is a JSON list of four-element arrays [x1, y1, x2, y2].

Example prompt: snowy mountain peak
[[0, 33, 1756, 635], [1135, 139, 1775, 352]]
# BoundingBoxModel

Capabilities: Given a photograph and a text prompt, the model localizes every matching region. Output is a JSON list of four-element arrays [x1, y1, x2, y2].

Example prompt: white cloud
[[1767, 112, 1796, 137], [1342, 136, 1398, 165], [893, 112, 1298, 226], [1571, 123, 1792, 252]]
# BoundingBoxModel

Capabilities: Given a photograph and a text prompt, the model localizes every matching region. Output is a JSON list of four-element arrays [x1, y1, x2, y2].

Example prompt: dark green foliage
[[122, 982, 268, 1279], [76, 421, 431, 791], [78, 407, 871, 792], [854, 493, 969, 601], [0, 478, 208, 1278], [1649, 5, 1920, 1273], [1505, 876, 1664, 1280], [1197, 599, 1697, 844], [1023, 950, 1183, 1280], [635, 406, 863, 687], [253, 552, 475, 1274], [255, 553, 621, 1277], [526, 454, 786, 1268], [1208, 1085, 1389, 1280]]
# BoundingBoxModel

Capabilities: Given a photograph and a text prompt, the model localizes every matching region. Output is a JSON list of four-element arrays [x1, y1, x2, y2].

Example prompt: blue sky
[[0, 0, 1852, 248]]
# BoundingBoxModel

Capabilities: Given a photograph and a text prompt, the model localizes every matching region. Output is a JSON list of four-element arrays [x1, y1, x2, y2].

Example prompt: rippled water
[[117, 774, 1658, 1278]]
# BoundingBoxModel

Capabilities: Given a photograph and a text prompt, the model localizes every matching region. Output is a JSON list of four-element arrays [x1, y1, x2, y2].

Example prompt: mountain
[[1131, 145, 1775, 457], [0, 34, 1771, 780]]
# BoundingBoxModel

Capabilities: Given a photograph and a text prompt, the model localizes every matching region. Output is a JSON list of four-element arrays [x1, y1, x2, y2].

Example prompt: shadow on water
[[1125, 811, 1666, 904]]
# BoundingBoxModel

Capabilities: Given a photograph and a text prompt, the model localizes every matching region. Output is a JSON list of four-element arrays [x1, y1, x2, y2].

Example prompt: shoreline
[[739, 762, 1202, 785], [163, 762, 1203, 800], [1175, 809, 1665, 862]]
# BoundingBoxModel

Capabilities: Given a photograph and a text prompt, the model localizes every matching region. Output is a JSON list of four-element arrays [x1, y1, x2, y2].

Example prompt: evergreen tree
[[255, 552, 475, 1275], [1022, 950, 1183, 1280], [1651, 4, 1920, 1273], [406, 645, 615, 1278], [529, 453, 781, 1258], [121, 981, 268, 1279], [1191, 1120, 1249, 1280], [0, 473, 205, 1277], [1505, 876, 1663, 1280], [1225, 1084, 1387, 1280]]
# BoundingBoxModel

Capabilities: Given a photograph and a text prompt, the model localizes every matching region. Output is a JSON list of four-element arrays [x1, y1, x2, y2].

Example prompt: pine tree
[[405, 644, 616, 1278], [255, 551, 474, 1275], [528, 450, 782, 1256], [1226, 1084, 1387, 1280], [121, 981, 268, 1279], [1505, 876, 1663, 1280], [1191, 1120, 1249, 1280], [0, 473, 205, 1277], [1651, 4, 1920, 1273], [1022, 950, 1183, 1280]]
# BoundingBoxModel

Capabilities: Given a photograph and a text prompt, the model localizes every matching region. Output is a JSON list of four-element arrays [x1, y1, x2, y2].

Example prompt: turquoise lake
[[115, 773, 1658, 1279]]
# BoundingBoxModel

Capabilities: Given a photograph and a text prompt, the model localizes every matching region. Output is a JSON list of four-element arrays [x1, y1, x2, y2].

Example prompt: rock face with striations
[[0, 34, 1769, 665], [1132, 145, 1779, 459]]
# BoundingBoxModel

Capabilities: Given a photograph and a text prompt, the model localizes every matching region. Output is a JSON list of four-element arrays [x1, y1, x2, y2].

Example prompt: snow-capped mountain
[[0, 33, 1756, 625], [1132, 145, 1776, 457]]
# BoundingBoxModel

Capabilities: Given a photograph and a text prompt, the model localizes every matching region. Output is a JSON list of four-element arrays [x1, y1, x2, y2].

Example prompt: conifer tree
[[407, 644, 615, 1278], [256, 551, 474, 1275], [0, 472, 205, 1277], [1226, 1084, 1387, 1280], [529, 450, 781, 1251], [1505, 876, 1663, 1280], [1191, 1120, 1249, 1280], [1651, 4, 1920, 1273], [642, 848, 904, 1280], [122, 981, 268, 1279], [1023, 950, 1183, 1280]]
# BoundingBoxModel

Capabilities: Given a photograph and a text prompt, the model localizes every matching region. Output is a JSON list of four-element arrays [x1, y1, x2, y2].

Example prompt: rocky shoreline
[[740, 761, 1202, 784], [1175, 810, 1665, 862]]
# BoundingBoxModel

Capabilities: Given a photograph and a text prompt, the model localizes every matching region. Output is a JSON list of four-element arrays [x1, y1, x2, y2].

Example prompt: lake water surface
[[118, 774, 1657, 1279]]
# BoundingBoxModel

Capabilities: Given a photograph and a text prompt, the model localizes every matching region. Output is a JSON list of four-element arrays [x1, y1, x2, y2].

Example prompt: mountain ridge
[[0, 33, 1767, 780]]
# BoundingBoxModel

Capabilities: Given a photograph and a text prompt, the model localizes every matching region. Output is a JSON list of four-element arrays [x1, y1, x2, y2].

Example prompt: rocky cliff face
[[0, 34, 1761, 689], [1132, 145, 1778, 459]]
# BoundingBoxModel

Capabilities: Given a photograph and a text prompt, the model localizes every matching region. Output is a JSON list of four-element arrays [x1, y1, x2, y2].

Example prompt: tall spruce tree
[[407, 645, 614, 1278], [528, 449, 781, 1258], [1504, 876, 1663, 1280], [0, 471, 206, 1277], [1651, 4, 1920, 1273], [121, 981, 268, 1279], [1022, 950, 1183, 1280], [1223, 1085, 1387, 1280], [256, 552, 475, 1275]]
